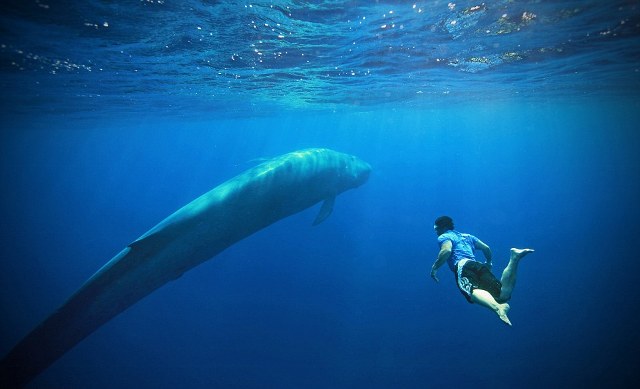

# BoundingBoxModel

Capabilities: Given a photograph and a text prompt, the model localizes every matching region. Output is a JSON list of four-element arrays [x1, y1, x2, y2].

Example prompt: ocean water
[[1, 1, 639, 388]]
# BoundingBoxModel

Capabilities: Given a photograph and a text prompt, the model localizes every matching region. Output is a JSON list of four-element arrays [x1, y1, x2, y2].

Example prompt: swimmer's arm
[[475, 239, 492, 266], [431, 240, 452, 283]]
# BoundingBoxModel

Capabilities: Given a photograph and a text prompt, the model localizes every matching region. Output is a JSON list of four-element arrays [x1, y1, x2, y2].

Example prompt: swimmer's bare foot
[[497, 303, 512, 326], [510, 248, 534, 262]]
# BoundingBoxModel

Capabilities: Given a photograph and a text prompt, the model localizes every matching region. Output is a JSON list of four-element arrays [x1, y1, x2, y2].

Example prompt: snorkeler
[[430, 216, 534, 326]]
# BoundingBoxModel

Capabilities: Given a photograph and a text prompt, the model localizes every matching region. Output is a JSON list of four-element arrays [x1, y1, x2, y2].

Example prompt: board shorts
[[455, 258, 502, 303]]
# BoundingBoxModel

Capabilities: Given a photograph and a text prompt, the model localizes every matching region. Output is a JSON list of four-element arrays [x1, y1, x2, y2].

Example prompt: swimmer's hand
[[430, 268, 439, 283]]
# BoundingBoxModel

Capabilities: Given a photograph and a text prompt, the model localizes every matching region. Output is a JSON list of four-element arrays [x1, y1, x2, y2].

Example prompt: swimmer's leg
[[471, 288, 512, 326], [498, 248, 534, 303]]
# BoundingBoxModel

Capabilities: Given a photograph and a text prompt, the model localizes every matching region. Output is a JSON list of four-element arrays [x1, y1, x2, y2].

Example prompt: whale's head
[[281, 148, 370, 196], [347, 154, 371, 188], [333, 151, 371, 191]]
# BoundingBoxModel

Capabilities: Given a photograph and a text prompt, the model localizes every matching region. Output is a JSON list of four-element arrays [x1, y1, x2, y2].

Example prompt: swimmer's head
[[434, 216, 454, 235]]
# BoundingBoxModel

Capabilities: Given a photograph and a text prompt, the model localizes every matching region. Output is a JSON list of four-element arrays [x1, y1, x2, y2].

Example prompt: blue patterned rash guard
[[437, 230, 480, 272]]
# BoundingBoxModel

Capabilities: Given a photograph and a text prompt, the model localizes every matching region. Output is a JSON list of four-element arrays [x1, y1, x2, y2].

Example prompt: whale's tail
[[1, 248, 135, 388]]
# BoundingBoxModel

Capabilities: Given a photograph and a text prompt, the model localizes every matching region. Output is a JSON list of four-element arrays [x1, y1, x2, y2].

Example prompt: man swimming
[[430, 216, 534, 326]]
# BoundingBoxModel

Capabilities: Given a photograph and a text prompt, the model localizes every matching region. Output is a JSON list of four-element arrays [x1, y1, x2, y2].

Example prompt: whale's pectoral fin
[[312, 196, 336, 226]]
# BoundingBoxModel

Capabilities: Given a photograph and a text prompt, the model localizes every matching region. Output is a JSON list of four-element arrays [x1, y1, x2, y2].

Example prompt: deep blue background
[[2, 98, 639, 388]]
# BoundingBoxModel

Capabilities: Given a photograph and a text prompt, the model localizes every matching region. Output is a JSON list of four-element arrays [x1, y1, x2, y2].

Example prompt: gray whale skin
[[0, 148, 371, 388]]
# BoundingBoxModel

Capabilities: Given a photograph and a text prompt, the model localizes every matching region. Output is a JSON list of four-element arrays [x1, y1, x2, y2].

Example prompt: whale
[[0, 148, 371, 388]]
